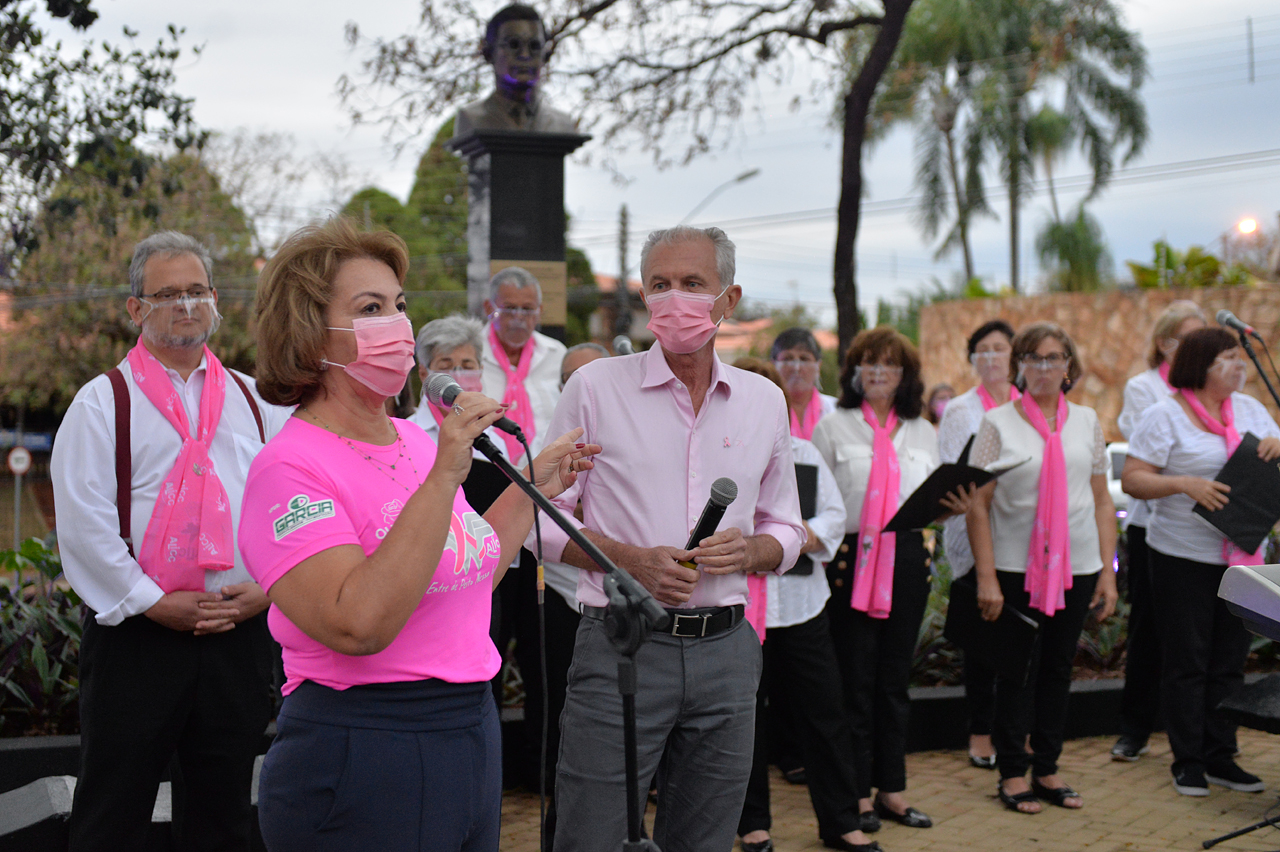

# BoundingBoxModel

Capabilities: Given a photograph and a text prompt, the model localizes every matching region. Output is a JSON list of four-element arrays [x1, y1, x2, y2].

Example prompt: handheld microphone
[[1218, 309, 1264, 341], [613, 335, 635, 355], [425, 373, 525, 439], [678, 477, 738, 569]]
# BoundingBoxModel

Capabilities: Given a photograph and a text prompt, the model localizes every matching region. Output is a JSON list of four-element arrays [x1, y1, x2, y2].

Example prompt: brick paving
[[501, 730, 1280, 851]]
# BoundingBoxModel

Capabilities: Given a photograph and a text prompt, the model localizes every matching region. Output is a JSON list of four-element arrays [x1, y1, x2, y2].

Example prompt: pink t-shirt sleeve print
[[239, 418, 503, 694]]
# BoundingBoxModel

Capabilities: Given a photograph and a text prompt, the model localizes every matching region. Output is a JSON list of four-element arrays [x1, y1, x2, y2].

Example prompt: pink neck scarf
[[789, 388, 824, 440], [977, 383, 1020, 412], [1022, 394, 1073, 616], [488, 323, 536, 460], [851, 402, 900, 618], [1180, 389, 1263, 566], [127, 342, 235, 592], [1157, 361, 1173, 390]]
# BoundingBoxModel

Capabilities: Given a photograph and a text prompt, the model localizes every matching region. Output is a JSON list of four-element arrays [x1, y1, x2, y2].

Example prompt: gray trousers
[[554, 614, 762, 852]]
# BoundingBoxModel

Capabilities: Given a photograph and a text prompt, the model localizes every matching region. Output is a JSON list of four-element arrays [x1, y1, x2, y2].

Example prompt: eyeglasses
[[774, 358, 819, 371], [494, 306, 539, 320], [970, 351, 1008, 367], [856, 364, 903, 380], [1020, 353, 1071, 371], [142, 286, 213, 303]]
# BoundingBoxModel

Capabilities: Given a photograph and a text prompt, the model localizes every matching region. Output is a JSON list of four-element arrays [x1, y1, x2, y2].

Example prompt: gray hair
[[487, 266, 542, 303], [415, 314, 485, 367], [563, 342, 609, 367], [639, 226, 736, 291], [128, 232, 213, 297]]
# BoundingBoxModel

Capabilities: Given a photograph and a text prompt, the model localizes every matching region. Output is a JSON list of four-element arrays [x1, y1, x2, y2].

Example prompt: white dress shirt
[[51, 355, 292, 625], [936, 388, 988, 577], [481, 326, 567, 466], [765, 437, 846, 629], [1118, 368, 1174, 528]]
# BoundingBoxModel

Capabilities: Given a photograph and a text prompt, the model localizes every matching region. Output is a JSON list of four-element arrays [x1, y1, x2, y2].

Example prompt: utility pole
[[614, 204, 632, 337]]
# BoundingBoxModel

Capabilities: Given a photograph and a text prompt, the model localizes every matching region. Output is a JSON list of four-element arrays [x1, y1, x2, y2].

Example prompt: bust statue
[[454, 4, 577, 137]]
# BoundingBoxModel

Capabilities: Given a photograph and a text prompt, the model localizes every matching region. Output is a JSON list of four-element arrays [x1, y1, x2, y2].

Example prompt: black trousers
[[1149, 550, 1251, 774], [1119, 525, 1163, 739], [739, 611, 862, 840], [826, 532, 930, 797], [69, 611, 275, 852], [959, 569, 997, 737], [992, 570, 1097, 780]]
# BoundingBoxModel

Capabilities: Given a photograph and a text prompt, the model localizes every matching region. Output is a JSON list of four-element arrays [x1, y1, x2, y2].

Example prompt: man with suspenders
[[51, 232, 291, 851]]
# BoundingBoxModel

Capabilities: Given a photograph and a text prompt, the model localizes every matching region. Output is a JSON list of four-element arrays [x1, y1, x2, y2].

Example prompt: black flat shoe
[[874, 800, 933, 828], [822, 837, 882, 852], [1030, 779, 1082, 809], [858, 810, 881, 833], [741, 838, 773, 852]]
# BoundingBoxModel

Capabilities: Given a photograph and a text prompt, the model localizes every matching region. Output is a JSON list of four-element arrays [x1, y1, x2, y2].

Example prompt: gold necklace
[[300, 406, 421, 493]]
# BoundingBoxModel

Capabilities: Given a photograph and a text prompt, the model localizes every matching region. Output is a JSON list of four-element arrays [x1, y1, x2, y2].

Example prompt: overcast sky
[[80, 0, 1280, 323]]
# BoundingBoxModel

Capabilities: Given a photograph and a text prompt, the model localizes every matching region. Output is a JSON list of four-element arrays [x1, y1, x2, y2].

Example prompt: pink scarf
[[1022, 394, 1073, 616], [488, 323, 536, 460], [977, 383, 1020, 412], [1180, 389, 1263, 566], [127, 342, 234, 592], [789, 388, 824, 440], [851, 402, 900, 618], [1157, 361, 1173, 390], [746, 573, 767, 643]]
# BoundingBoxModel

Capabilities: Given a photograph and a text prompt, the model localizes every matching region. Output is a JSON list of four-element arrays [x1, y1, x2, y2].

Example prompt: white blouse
[[970, 401, 1109, 576], [936, 388, 989, 577], [1127, 393, 1280, 565], [811, 408, 941, 535], [765, 437, 847, 629], [1118, 368, 1175, 528]]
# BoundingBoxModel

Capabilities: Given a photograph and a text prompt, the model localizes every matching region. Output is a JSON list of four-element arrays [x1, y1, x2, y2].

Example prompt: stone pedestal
[[447, 130, 591, 341]]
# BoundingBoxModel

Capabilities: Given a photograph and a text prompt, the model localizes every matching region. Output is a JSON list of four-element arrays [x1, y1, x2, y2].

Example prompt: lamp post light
[[679, 168, 761, 225], [1222, 217, 1260, 267]]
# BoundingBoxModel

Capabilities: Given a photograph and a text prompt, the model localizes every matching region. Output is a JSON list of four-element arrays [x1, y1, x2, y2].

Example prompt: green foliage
[[1, 1, 203, 274], [1035, 204, 1111, 292], [0, 538, 84, 736], [1127, 241, 1253, 289]]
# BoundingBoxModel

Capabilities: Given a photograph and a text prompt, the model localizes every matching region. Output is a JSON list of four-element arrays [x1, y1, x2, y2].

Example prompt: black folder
[[883, 437, 1027, 533], [791, 463, 819, 576], [944, 573, 1040, 685], [1192, 431, 1280, 556]]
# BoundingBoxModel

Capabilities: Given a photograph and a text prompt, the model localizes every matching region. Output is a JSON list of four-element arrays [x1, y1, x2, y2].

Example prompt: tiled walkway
[[501, 730, 1280, 851]]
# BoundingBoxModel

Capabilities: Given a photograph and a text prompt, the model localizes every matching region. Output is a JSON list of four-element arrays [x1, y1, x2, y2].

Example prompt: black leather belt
[[579, 604, 745, 638]]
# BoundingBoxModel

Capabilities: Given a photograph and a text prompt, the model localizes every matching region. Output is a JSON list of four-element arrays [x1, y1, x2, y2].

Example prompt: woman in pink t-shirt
[[239, 218, 597, 852]]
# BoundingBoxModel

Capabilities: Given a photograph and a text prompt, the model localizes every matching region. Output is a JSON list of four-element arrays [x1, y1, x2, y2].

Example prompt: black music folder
[[883, 436, 1027, 533], [944, 573, 1040, 685], [1192, 431, 1280, 556], [790, 463, 819, 576]]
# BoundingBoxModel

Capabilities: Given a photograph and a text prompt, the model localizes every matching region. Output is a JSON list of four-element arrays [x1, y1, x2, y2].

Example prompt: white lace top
[[937, 388, 988, 577], [970, 400, 1109, 576]]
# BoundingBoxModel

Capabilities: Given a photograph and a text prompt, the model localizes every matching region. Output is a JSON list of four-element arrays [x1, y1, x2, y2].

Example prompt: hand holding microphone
[[678, 478, 745, 573]]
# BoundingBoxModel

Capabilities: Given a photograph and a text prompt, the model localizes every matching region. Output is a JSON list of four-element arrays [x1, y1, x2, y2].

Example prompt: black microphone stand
[[1232, 328, 1280, 410], [471, 434, 667, 852]]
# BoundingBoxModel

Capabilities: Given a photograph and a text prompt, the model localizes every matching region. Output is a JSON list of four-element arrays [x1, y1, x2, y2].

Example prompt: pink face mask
[[645, 288, 726, 354], [325, 313, 415, 397]]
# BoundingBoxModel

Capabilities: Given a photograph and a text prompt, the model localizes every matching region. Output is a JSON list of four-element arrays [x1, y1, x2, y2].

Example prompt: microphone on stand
[[613, 335, 635, 355], [425, 373, 525, 440], [678, 478, 739, 569], [1218, 309, 1265, 341]]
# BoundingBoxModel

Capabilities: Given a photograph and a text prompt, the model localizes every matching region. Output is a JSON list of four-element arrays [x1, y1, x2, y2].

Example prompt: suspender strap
[[106, 368, 134, 559], [228, 371, 265, 443], [104, 366, 264, 558]]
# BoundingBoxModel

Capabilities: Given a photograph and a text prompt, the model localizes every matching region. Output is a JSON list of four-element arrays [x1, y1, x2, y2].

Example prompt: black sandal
[[997, 782, 1040, 814], [1031, 779, 1082, 808]]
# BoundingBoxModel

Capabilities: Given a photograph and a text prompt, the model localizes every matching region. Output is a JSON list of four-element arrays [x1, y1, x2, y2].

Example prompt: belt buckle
[[671, 612, 709, 637]]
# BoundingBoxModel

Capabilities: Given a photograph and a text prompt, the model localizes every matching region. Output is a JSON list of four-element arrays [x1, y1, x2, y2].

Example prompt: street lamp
[[679, 168, 761, 225], [1222, 217, 1260, 266]]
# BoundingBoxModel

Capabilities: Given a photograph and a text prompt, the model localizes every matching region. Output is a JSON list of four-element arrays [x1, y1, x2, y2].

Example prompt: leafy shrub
[[0, 537, 84, 736]]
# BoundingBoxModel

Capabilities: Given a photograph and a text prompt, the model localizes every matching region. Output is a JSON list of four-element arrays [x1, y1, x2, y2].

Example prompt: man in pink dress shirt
[[535, 226, 806, 852]]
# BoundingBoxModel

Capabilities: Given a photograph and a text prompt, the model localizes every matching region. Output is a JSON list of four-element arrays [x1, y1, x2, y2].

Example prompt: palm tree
[[1035, 203, 1110, 290], [973, 0, 1147, 292]]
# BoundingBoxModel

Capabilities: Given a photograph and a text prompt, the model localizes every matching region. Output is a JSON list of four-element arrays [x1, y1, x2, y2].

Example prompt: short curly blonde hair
[[254, 217, 409, 406]]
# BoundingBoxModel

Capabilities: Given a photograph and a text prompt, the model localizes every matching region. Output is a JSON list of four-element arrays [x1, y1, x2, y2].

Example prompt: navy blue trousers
[[258, 679, 501, 852]]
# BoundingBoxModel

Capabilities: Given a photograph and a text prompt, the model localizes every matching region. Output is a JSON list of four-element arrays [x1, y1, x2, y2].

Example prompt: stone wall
[[918, 287, 1280, 441]]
